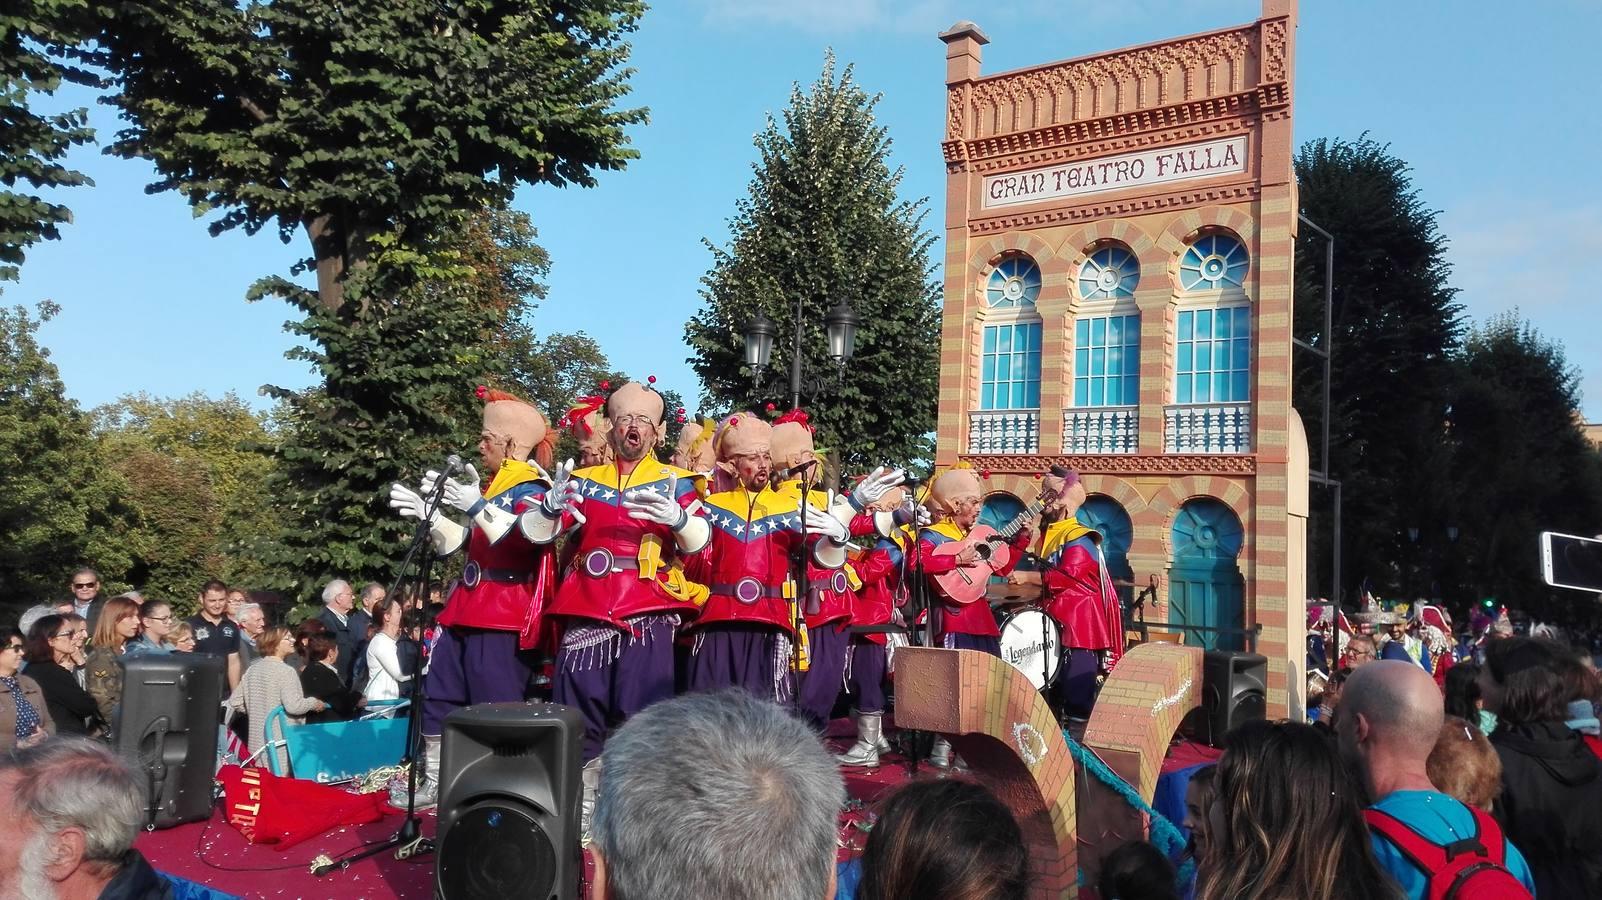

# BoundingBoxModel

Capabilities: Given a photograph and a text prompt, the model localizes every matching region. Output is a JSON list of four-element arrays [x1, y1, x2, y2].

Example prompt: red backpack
[[1364, 805, 1532, 900]]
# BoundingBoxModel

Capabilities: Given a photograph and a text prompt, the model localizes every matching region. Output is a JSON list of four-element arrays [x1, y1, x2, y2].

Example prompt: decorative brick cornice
[[963, 115, 1258, 174], [961, 453, 1257, 476], [958, 93, 1261, 167], [967, 183, 1259, 235]]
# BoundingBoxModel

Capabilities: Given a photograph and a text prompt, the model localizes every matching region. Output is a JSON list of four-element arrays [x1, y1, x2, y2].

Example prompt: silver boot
[[391, 733, 442, 810], [580, 756, 603, 843], [930, 735, 953, 769], [838, 713, 882, 768]]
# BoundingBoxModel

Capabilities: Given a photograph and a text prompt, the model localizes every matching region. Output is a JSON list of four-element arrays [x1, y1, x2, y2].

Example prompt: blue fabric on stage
[[161, 872, 241, 900], [835, 858, 862, 900], [1153, 762, 1212, 846]]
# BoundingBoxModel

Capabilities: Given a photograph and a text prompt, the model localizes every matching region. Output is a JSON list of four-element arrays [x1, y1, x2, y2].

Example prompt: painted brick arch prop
[[894, 646, 1078, 899], [895, 642, 1205, 897]]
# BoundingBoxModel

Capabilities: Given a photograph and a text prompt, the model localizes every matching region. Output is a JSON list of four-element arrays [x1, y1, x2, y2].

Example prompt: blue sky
[[12, 0, 1602, 420]]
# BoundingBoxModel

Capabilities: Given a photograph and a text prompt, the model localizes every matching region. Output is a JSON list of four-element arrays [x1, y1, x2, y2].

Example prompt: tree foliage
[[0, 302, 130, 618], [684, 54, 940, 476], [1, 0, 98, 284], [1293, 136, 1463, 601], [255, 208, 548, 610], [1442, 313, 1602, 619], [82, 0, 647, 309], [91, 392, 281, 608]]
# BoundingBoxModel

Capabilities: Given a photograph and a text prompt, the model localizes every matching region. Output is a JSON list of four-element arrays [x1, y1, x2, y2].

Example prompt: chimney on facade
[[938, 21, 988, 86]]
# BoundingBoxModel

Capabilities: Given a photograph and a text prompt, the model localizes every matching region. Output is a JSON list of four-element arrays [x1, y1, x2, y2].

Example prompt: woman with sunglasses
[[0, 627, 54, 751], [84, 596, 142, 730], [22, 615, 104, 737]]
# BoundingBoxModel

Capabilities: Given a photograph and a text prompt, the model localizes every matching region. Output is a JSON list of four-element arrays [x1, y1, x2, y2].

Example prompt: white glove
[[623, 473, 687, 530], [420, 463, 482, 514], [541, 459, 585, 522], [803, 494, 851, 544], [852, 466, 906, 509], [388, 483, 438, 522], [893, 500, 932, 527], [422, 461, 479, 498]]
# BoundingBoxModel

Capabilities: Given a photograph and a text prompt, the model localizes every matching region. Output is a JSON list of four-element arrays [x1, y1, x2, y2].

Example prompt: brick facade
[[937, 1, 1308, 716]]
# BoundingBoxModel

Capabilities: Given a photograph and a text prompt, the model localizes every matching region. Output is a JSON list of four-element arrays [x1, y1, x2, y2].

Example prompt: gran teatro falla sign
[[982, 135, 1247, 209]]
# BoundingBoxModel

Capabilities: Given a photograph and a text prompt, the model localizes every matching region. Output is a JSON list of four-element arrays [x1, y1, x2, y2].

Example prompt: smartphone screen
[[1542, 532, 1602, 593]]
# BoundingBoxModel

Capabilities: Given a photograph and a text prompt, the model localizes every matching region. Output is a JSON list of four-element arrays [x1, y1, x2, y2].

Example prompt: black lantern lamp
[[743, 312, 778, 375], [824, 301, 860, 363]]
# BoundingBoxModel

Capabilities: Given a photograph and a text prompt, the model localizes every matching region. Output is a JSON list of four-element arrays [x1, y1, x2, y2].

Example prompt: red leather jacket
[[437, 475, 556, 650], [542, 461, 704, 629], [687, 487, 840, 634], [1039, 519, 1123, 662], [851, 531, 911, 645]]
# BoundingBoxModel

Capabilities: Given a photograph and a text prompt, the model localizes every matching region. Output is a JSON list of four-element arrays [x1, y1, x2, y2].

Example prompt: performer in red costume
[[914, 467, 1032, 767], [769, 409, 904, 730], [521, 381, 709, 762], [685, 413, 852, 703], [387, 386, 557, 806], [1008, 468, 1123, 722], [837, 483, 924, 768]]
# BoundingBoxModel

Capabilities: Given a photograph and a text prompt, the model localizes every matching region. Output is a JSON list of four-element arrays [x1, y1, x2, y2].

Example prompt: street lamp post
[[743, 298, 860, 408]]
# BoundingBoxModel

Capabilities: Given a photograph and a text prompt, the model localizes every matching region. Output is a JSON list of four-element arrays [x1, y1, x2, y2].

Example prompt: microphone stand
[[788, 463, 819, 717], [895, 472, 936, 773], [314, 460, 454, 875]]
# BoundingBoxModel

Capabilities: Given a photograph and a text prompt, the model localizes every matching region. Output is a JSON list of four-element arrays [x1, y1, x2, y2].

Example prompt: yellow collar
[[486, 459, 547, 498], [1041, 517, 1098, 556]]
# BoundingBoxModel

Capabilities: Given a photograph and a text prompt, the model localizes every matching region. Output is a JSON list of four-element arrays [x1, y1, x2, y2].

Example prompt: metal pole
[[1333, 481, 1343, 610], [790, 291, 805, 411]]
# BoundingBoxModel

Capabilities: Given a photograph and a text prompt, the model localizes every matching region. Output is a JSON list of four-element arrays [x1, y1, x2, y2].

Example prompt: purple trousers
[[845, 638, 888, 714], [1050, 648, 1102, 719], [798, 621, 849, 729], [422, 627, 535, 734], [941, 632, 1002, 655], [553, 614, 679, 762], [690, 624, 794, 704]]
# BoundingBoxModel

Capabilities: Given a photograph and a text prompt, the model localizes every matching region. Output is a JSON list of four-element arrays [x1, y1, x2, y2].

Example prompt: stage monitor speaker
[[436, 702, 582, 900], [114, 654, 225, 829], [1199, 650, 1267, 746]]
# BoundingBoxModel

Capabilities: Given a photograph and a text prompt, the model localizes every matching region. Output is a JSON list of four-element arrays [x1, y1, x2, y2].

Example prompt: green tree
[[684, 54, 940, 476], [1293, 136, 1463, 601], [1, 0, 98, 283], [1443, 313, 1602, 618], [0, 302, 130, 619], [257, 208, 549, 612], [91, 392, 282, 607], [83, 0, 647, 310]]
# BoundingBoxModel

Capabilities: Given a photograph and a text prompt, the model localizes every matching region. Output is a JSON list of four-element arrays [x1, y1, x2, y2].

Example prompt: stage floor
[[139, 722, 931, 899]]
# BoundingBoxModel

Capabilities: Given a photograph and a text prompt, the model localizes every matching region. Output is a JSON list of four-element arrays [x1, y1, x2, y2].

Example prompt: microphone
[[776, 459, 819, 481], [443, 454, 464, 476]]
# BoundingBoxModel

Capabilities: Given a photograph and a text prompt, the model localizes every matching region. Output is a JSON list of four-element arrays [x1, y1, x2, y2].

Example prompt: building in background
[[934, 0, 1309, 715]]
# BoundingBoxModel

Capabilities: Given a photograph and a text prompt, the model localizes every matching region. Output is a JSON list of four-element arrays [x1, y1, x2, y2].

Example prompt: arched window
[[1178, 233, 1249, 292], [1077, 245, 1139, 301], [986, 254, 1041, 309]]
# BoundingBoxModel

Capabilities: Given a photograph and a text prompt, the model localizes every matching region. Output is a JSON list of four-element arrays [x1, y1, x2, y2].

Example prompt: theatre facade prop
[[934, 0, 1310, 716]]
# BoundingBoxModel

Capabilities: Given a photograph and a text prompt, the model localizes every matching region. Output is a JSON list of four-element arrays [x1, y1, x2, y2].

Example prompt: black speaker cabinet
[[1200, 650, 1268, 746], [114, 654, 225, 829], [436, 702, 583, 900]]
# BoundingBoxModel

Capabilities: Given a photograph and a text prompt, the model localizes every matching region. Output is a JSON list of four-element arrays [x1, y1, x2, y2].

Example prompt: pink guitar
[[930, 489, 1053, 605]]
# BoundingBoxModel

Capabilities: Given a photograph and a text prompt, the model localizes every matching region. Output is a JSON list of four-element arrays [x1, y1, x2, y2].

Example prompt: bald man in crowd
[[1336, 660, 1534, 898]]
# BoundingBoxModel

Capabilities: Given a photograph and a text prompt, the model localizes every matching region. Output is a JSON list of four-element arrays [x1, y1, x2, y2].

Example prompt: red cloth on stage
[[218, 765, 398, 850]]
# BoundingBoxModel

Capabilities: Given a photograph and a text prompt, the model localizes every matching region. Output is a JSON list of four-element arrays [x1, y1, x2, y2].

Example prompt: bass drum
[[997, 607, 1062, 691]]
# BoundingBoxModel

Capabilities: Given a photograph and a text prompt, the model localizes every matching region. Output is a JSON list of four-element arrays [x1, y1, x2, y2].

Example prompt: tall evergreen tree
[[684, 54, 940, 475], [1293, 136, 1463, 601], [1444, 313, 1602, 619]]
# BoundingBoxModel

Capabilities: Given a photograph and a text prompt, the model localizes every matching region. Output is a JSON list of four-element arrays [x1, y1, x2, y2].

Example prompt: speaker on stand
[[1197, 650, 1267, 746], [115, 654, 226, 829], [435, 702, 583, 900]]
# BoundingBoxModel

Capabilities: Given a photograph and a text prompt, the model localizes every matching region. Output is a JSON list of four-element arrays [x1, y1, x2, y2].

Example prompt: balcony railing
[[968, 410, 1040, 455], [1062, 406, 1138, 455], [1164, 404, 1251, 454]]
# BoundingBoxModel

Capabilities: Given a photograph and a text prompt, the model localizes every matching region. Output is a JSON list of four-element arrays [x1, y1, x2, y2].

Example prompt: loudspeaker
[[115, 654, 226, 829], [1199, 650, 1267, 746], [436, 702, 583, 900]]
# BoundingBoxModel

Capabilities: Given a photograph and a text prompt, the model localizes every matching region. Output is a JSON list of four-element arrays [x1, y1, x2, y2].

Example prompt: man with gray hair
[[235, 603, 267, 670], [1336, 660, 1535, 898], [315, 579, 369, 685], [0, 737, 168, 900], [591, 689, 843, 900]]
